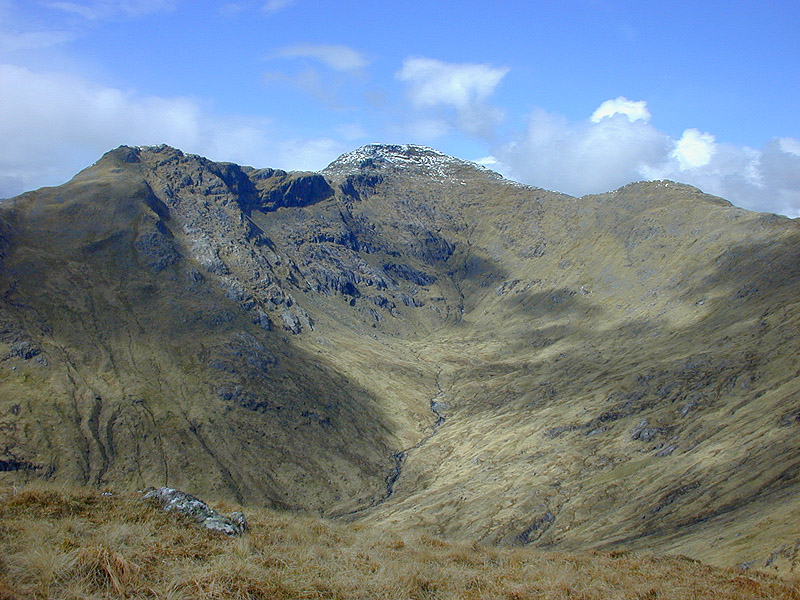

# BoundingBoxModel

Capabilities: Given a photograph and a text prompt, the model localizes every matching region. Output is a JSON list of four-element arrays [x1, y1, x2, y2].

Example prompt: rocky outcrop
[[258, 173, 334, 211], [141, 487, 249, 535]]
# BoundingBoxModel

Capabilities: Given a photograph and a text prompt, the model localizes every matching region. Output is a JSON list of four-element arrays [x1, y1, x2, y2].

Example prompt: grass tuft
[[1, 482, 799, 599], [71, 544, 140, 595]]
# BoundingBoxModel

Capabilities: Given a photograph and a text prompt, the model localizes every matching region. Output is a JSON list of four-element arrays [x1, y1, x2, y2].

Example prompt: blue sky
[[1, 0, 798, 215]]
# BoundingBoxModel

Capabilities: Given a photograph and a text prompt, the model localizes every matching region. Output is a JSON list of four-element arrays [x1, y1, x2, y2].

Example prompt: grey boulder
[[142, 487, 249, 535]]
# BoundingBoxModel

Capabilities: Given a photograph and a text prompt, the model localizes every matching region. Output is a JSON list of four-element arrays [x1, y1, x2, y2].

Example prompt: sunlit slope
[[357, 176, 800, 571], [5, 483, 799, 599], [1, 143, 799, 572]]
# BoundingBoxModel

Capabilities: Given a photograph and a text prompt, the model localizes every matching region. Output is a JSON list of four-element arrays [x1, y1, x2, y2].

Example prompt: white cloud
[[644, 137, 800, 216], [395, 57, 508, 138], [761, 139, 800, 213], [495, 104, 670, 196], [46, 0, 176, 19], [274, 44, 368, 71], [0, 63, 327, 198], [494, 97, 800, 217], [590, 96, 651, 123], [671, 128, 716, 169], [397, 57, 508, 110], [3, 50, 799, 220], [779, 137, 800, 157]]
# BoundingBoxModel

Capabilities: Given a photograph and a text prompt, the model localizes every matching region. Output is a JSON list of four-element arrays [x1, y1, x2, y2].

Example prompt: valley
[[1, 143, 799, 576]]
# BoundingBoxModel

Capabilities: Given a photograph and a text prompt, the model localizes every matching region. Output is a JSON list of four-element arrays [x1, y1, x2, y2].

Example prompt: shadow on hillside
[[433, 228, 800, 544], [0, 217, 404, 515]]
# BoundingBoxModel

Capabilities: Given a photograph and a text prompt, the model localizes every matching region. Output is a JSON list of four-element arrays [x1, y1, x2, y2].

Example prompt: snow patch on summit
[[323, 143, 505, 183]]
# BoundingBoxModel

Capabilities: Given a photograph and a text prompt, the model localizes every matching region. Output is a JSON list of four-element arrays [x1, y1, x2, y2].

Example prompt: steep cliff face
[[2, 143, 800, 570], [0, 144, 443, 512]]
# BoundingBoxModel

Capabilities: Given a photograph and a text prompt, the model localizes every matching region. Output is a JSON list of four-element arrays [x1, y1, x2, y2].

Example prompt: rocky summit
[[1, 143, 800, 572]]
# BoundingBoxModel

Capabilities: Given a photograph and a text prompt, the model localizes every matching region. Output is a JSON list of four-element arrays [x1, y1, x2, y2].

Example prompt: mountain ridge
[[2, 143, 800, 574]]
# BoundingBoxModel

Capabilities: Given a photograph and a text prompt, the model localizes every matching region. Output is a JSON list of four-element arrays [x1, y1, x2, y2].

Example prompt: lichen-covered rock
[[229, 511, 249, 534], [280, 308, 302, 333], [141, 487, 248, 535]]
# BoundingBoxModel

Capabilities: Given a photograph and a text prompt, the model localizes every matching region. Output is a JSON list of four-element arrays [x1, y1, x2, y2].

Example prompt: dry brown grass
[[0, 482, 797, 600]]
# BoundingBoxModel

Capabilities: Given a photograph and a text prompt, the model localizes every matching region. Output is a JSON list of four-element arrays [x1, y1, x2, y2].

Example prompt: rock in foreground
[[142, 486, 248, 535]]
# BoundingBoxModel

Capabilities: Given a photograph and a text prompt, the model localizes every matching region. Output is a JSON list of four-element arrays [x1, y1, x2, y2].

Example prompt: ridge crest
[[323, 143, 497, 181]]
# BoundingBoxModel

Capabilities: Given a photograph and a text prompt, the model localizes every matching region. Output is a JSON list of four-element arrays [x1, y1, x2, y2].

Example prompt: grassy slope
[[2, 146, 800, 577], [341, 175, 800, 573], [1, 482, 798, 600]]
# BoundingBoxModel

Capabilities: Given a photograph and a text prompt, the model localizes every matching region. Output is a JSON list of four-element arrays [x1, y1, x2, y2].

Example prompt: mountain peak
[[328, 143, 447, 165], [323, 143, 499, 182]]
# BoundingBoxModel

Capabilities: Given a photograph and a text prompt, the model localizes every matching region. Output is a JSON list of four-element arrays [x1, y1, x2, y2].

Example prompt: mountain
[[2, 143, 800, 572]]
